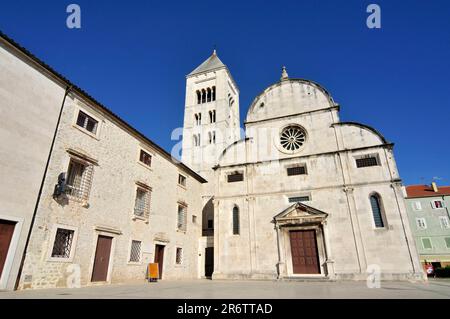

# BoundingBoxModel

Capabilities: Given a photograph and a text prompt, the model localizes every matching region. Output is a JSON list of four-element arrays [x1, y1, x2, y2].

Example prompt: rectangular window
[[287, 166, 307, 176], [412, 201, 422, 211], [355, 156, 378, 168], [432, 200, 445, 209], [66, 158, 94, 201], [178, 174, 186, 187], [129, 240, 142, 263], [422, 238, 432, 250], [288, 196, 310, 203], [177, 204, 187, 231], [416, 218, 427, 230], [76, 111, 98, 134], [134, 187, 151, 219], [139, 150, 152, 167], [192, 215, 197, 223], [440, 216, 450, 229], [51, 228, 75, 258], [445, 238, 450, 249], [227, 172, 244, 183], [176, 248, 183, 265]]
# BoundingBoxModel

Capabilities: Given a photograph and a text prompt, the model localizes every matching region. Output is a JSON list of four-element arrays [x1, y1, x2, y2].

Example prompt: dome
[[245, 70, 337, 124]]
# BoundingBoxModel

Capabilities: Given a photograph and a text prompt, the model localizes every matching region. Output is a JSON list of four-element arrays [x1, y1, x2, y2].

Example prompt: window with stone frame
[[51, 228, 75, 259], [177, 203, 187, 231], [445, 238, 450, 249], [232, 206, 240, 235], [76, 110, 98, 134], [288, 196, 310, 203], [129, 240, 142, 263], [139, 149, 152, 167], [370, 194, 385, 228], [355, 154, 379, 168], [432, 200, 445, 209], [287, 165, 307, 176], [176, 247, 183, 265], [416, 218, 427, 230], [178, 174, 187, 187], [439, 216, 450, 229], [227, 171, 244, 183], [134, 185, 151, 219], [66, 157, 94, 201], [422, 238, 432, 250]]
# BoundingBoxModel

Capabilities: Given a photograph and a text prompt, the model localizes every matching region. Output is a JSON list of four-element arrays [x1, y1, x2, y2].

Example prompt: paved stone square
[[1, 279, 450, 299]]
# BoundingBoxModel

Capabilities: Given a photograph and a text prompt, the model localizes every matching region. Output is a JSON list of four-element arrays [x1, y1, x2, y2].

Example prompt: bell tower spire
[[181, 51, 240, 183]]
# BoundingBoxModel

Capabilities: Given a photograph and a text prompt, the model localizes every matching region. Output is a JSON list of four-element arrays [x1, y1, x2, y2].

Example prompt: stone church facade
[[0, 32, 424, 290], [182, 53, 425, 281]]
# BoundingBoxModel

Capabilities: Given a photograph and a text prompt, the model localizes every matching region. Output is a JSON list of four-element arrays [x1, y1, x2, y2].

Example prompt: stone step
[[280, 276, 333, 282]]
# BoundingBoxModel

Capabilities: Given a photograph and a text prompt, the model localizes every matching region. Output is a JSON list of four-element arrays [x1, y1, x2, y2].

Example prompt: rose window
[[280, 126, 306, 151]]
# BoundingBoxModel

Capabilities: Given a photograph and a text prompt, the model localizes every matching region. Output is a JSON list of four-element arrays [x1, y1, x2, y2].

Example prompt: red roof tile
[[406, 185, 450, 198]]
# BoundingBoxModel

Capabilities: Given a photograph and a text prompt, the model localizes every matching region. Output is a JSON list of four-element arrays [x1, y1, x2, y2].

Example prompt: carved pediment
[[274, 202, 327, 226], [154, 232, 170, 243]]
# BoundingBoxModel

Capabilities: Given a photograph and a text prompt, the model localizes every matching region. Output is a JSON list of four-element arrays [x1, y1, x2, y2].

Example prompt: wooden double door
[[0, 220, 16, 279], [289, 230, 320, 275]]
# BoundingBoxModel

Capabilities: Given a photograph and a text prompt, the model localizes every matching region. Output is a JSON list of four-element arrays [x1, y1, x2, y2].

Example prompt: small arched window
[[370, 194, 385, 228], [207, 88, 212, 102], [201, 89, 206, 104], [212, 86, 216, 101], [196, 90, 201, 104], [232, 206, 240, 235], [194, 134, 201, 147]]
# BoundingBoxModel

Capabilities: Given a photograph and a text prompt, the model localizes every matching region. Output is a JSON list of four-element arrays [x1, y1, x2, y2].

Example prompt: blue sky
[[1, 0, 449, 185]]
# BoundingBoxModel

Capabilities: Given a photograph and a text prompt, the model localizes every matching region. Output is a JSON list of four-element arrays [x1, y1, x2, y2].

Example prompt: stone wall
[[213, 78, 424, 281], [0, 40, 66, 290], [18, 94, 204, 289]]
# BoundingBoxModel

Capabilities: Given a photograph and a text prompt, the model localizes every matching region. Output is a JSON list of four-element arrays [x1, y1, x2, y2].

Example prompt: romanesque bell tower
[[181, 50, 240, 183]]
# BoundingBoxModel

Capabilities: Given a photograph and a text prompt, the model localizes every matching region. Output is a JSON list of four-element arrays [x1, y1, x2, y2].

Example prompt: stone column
[[343, 186, 368, 274], [322, 221, 335, 279], [275, 224, 286, 279], [212, 198, 221, 279]]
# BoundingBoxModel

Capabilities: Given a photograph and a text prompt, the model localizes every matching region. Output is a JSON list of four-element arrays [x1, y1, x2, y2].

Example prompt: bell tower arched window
[[196, 90, 201, 104], [209, 110, 216, 123], [201, 89, 206, 104]]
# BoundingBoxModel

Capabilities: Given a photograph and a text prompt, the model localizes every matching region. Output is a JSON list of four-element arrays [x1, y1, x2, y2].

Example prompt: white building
[[183, 54, 425, 281], [0, 32, 425, 291], [0, 33, 206, 290]]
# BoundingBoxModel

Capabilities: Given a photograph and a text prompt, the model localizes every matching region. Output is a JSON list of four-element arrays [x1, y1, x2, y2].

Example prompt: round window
[[280, 125, 306, 151]]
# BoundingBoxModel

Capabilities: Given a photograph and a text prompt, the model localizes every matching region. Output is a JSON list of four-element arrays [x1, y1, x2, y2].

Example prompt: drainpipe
[[443, 195, 450, 220], [14, 85, 72, 290]]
